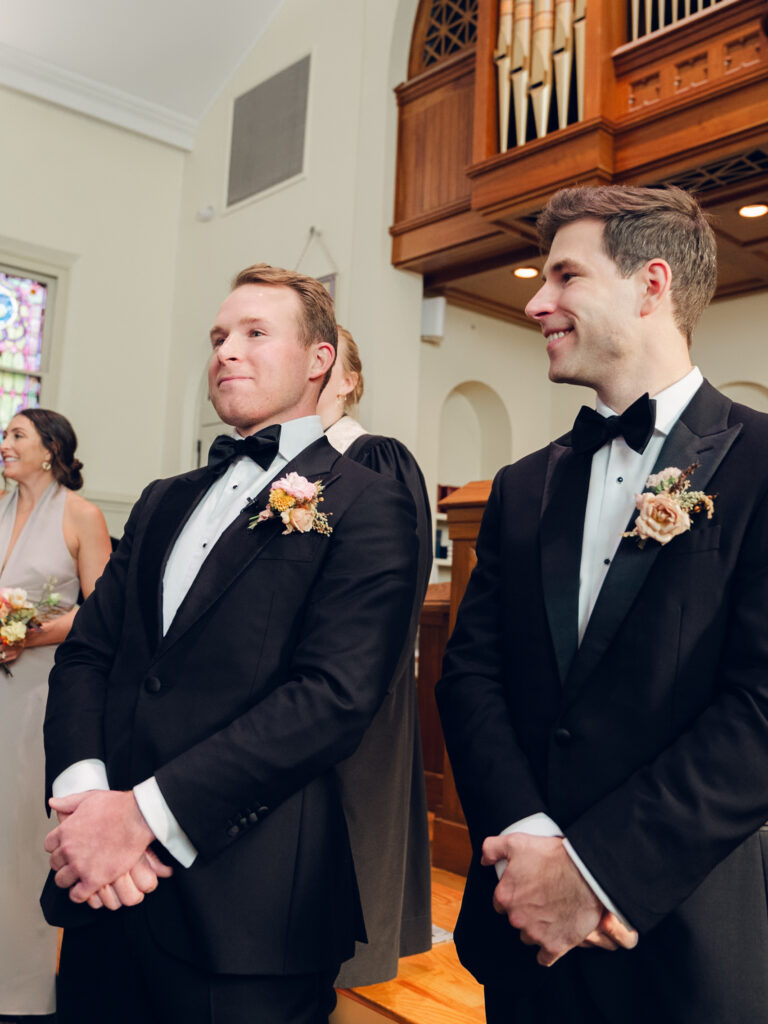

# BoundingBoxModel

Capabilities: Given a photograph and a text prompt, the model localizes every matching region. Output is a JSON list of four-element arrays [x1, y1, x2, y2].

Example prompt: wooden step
[[333, 868, 484, 1024]]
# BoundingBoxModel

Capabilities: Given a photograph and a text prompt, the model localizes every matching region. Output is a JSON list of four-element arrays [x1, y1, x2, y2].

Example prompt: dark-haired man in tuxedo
[[42, 264, 418, 1023], [437, 185, 768, 1023]]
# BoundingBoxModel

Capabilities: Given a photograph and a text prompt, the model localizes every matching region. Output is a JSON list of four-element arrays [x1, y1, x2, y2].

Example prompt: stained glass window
[[0, 269, 48, 429]]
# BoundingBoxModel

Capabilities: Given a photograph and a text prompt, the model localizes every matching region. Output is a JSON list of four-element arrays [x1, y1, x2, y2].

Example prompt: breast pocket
[[665, 523, 721, 555], [257, 528, 322, 561]]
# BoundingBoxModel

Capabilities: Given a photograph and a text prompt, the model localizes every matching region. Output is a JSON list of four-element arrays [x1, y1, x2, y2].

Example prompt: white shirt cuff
[[133, 777, 197, 868], [495, 812, 563, 878], [52, 759, 110, 797], [563, 837, 631, 928], [495, 813, 632, 929]]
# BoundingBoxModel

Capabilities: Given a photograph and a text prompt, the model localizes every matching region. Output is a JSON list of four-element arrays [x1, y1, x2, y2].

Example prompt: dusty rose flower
[[1, 588, 32, 610], [272, 472, 317, 502], [646, 467, 682, 490], [634, 491, 691, 545], [285, 507, 315, 533], [256, 506, 274, 522]]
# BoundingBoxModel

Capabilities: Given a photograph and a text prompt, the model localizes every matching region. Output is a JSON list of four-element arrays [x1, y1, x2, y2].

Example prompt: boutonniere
[[623, 464, 715, 549], [249, 472, 333, 536]]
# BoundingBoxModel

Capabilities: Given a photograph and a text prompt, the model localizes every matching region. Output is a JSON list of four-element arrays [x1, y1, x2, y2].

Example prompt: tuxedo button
[[238, 816, 248, 828], [144, 676, 162, 694], [248, 811, 259, 824], [553, 727, 572, 746], [257, 805, 269, 816], [227, 824, 240, 838]]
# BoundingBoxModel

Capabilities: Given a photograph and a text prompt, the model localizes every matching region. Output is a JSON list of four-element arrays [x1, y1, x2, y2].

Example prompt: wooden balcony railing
[[392, 0, 768, 314], [631, 0, 729, 42]]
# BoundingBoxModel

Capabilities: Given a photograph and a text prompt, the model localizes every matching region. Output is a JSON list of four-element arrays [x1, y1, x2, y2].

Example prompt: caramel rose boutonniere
[[249, 471, 333, 536], [623, 464, 715, 549]]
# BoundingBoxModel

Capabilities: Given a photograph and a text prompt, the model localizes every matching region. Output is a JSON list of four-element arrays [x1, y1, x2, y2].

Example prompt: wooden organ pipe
[[495, 0, 515, 151], [495, 0, 587, 147], [574, 0, 586, 120], [529, 0, 555, 139], [511, 1, 533, 146], [553, 0, 574, 130]]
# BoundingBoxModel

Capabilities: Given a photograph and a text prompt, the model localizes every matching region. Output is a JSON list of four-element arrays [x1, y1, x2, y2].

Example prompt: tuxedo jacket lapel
[[137, 468, 213, 651], [563, 380, 741, 705], [540, 442, 593, 684], [157, 436, 340, 657]]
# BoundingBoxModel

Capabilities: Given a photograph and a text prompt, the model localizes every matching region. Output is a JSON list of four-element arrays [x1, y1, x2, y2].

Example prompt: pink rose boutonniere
[[623, 463, 715, 548], [250, 471, 332, 536]]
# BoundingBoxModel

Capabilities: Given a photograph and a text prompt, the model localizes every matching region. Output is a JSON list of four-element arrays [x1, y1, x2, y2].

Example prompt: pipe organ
[[496, 0, 586, 148], [496, 0, 731, 150]]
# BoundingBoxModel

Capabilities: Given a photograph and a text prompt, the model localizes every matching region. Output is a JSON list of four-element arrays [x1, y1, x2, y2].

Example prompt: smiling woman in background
[[0, 408, 111, 1022], [318, 326, 433, 988]]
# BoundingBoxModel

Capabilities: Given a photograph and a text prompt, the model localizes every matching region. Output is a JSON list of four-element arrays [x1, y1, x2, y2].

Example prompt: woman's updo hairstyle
[[336, 326, 365, 406], [18, 408, 84, 491]]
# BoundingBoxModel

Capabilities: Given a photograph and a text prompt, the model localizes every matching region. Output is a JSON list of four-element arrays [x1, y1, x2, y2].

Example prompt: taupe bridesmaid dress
[[0, 482, 79, 1016]]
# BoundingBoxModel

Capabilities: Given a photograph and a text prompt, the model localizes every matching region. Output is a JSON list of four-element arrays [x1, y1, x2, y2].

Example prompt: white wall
[[419, 303, 593, 516], [694, 291, 768, 396], [0, 86, 185, 533], [162, 0, 423, 476]]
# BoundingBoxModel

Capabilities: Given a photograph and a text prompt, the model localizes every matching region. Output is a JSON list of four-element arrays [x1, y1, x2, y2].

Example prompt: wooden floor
[[333, 868, 485, 1024]]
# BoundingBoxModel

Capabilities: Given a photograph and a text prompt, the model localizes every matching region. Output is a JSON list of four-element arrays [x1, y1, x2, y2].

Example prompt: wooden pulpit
[[417, 480, 491, 875]]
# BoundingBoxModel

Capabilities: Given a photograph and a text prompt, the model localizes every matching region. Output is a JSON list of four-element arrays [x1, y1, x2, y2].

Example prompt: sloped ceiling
[[0, 0, 287, 149]]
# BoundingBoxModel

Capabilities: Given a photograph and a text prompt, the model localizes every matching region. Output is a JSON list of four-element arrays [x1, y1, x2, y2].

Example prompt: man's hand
[[46, 789, 157, 904], [482, 833, 605, 966], [86, 849, 174, 910], [580, 909, 639, 952]]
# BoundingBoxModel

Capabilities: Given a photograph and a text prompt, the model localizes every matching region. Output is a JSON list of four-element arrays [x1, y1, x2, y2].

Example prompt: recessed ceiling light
[[514, 266, 539, 279], [739, 204, 768, 219]]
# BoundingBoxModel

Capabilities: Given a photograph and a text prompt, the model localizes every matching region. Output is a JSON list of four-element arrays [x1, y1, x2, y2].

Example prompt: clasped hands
[[45, 789, 173, 910], [482, 833, 638, 967]]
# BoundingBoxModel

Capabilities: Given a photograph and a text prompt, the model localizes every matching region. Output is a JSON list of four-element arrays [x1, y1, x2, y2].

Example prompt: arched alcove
[[718, 381, 768, 414], [438, 380, 511, 489]]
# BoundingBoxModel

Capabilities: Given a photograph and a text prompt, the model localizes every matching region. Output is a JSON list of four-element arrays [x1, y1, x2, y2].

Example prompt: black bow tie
[[571, 394, 656, 456], [207, 424, 281, 471]]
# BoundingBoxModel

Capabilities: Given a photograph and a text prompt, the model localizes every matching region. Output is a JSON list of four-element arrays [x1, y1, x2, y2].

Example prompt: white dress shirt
[[498, 368, 704, 926], [53, 416, 324, 868]]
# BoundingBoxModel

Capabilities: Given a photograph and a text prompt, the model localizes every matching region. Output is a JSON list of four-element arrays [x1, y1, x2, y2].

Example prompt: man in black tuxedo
[[437, 185, 768, 1023], [42, 264, 418, 1023]]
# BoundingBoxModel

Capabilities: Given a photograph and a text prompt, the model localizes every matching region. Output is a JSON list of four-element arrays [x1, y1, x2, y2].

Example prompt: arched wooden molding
[[408, 0, 480, 78]]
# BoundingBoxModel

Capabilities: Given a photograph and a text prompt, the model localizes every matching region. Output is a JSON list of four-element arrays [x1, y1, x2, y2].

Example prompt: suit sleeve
[[436, 471, 548, 849], [154, 474, 419, 860], [44, 481, 157, 793], [566, 486, 768, 932]]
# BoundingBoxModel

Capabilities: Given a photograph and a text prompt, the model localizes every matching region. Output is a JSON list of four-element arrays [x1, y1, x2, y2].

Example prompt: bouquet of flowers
[[0, 583, 61, 675]]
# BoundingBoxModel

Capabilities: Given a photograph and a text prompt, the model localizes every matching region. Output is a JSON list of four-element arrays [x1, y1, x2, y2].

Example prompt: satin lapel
[[157, 437, 340, 657], [540, 442, 593, 684], [563, 381, 741, 706], [136, 469, 214, 650]]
